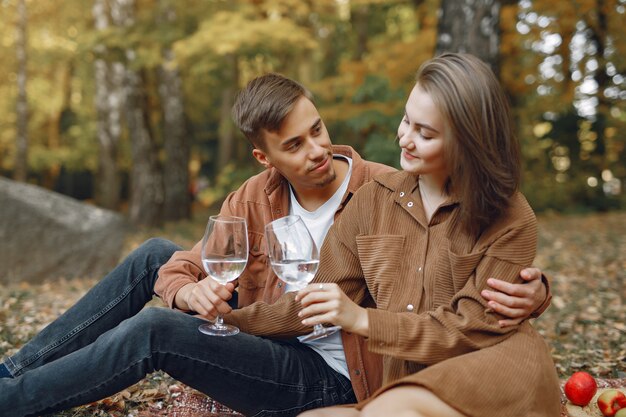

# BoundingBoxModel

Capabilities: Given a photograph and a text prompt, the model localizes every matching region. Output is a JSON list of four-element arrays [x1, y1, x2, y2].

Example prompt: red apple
[[564, 371, 598, 406], [597, 389, 626, 416]]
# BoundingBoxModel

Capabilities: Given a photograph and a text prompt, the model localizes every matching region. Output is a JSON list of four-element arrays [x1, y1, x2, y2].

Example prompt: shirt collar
[[375, 171, 460, 207]]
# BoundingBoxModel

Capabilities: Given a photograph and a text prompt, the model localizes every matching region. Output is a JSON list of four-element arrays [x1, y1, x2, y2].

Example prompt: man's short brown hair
[[232, 73, 314, 149]]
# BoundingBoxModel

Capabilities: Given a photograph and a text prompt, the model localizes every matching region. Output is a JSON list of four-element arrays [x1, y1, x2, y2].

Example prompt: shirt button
[[407, 202, 414, 207], [399, 192, 405, 197], [417, 267, 422, 272], [277, 282, 283, 288], [407, 304, 414, 311], [379, 342, 385, 347], [354, 369, 361, 376]]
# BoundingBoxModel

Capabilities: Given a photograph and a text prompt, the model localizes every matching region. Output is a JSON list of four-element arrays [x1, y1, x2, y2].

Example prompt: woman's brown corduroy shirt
[[225, 171, 560, 417]]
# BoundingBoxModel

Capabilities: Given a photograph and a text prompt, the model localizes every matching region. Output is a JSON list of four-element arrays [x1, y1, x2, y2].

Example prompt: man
[[0, 74, 550, 417]]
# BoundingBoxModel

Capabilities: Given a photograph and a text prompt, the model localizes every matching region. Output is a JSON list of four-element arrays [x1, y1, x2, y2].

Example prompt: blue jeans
[[0, 238, 355, 417]]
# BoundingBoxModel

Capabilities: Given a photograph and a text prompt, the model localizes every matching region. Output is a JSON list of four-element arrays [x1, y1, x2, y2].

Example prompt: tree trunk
[[126, 68, 164, 227], [117, 0, 164, 227], [158, 3, 190, 221], [586, 0, 609, 160], [557, 24, 576, 105], [14, 0, 28, 182], [93, 0, 123, 210], [435, 0, 502, 74], [217, 54, 239, 172], [43, 63, 74, 190]]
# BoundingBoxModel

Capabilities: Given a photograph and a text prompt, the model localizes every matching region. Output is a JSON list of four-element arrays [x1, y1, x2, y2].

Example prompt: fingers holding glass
[[265, 215, 341, 341], [184, 279, 234, 319], [198, 215, 248, 336]]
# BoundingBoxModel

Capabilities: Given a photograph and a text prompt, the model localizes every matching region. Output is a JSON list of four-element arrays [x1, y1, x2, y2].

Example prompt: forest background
[[0, 0, 624, 227], [0, 1, 625, 415]]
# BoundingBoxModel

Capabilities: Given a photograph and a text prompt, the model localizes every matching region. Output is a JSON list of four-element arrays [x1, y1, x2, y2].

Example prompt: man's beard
[[313, 171, 337, 188]]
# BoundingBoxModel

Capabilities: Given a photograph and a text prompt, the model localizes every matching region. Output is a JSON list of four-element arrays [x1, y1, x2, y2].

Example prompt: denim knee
[[132, 238, 180, 268], [111, 308, 177, 354], [122, 307, 183, 340], [125, 307, 174, 331]]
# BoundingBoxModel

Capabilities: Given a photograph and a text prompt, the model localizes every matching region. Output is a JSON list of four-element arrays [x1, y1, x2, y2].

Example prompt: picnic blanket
[[131, 378, 626, 417], [560, 379, 626, 417]]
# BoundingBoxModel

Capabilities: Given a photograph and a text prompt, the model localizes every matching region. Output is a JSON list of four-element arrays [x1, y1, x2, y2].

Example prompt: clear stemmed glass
[[198, 215, 248, 336], [264, 215, 341, 342]]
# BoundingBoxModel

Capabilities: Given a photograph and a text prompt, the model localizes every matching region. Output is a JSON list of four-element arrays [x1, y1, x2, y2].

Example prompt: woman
[[225, 53, 560, 417], [298, 53, 560, 416]]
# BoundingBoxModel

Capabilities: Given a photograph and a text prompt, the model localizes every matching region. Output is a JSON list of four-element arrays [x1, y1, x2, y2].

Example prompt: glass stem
[[215, 315, 225, 329], [313, 324, 324, 335]]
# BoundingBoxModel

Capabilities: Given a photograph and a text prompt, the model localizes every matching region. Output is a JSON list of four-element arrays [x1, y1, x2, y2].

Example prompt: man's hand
[[295, 283, 369, 337], [481, 267, 546, 327], [175, 279, 235, 320]]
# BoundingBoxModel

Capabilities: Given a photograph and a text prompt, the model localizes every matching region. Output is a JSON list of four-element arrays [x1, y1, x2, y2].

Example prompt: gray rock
[[0, 177, 127, 283]]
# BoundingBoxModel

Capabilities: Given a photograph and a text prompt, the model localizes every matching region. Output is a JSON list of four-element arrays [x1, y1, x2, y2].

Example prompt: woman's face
[[397, 84, 447, 179]]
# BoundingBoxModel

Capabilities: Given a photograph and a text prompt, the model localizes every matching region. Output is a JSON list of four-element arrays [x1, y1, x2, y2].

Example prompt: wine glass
[[198, 215, 248, 336], [264, 215, 341, 342]]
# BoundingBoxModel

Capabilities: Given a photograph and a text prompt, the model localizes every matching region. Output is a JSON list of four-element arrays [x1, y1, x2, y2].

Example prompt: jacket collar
[[375, 171, 460, 207], [374, 170, 419, 194], [335, 145, 369, 196]]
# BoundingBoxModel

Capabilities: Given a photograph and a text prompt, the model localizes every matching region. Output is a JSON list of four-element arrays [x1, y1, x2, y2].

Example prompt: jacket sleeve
[[366, 198, 538, 365], [154, 191, 237, 309]]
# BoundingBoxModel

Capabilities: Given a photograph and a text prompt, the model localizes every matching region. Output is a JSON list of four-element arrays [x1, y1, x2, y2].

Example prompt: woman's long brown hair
[[416, 53, 521, 236]]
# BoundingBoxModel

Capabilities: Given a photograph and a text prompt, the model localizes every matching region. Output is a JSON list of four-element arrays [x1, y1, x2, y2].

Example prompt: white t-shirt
[[288, 155, 352, 379]]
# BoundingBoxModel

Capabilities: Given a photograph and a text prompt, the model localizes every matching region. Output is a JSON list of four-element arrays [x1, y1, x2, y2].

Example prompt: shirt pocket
[[430, 236, 485, 309], [238, 231, 268, 290], [356, 234, 405, 310], [448, 248, 485, 290]]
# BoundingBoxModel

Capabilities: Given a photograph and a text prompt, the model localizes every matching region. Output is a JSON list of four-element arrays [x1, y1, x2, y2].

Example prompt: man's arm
[[481, 267, 551, 327], [154, 192, 238, 317]]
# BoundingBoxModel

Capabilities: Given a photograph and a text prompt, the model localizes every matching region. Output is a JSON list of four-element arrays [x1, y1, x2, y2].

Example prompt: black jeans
[[0, 238, 355, 417]]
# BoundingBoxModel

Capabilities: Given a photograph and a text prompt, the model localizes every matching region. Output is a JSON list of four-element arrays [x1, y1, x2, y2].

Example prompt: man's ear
[[252, 148, 272, 169]]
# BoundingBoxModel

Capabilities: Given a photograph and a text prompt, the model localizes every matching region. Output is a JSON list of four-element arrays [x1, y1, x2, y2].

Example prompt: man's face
[[253, 96, 336, 191]]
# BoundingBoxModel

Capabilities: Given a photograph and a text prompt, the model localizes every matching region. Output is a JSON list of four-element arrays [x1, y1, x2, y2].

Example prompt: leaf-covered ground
[[533, 212, 626, 379], [1, 211, 624, 416]]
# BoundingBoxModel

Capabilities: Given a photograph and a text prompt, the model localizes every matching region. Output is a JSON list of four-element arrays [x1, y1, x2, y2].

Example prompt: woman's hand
[[295, 283, 369, 337]]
